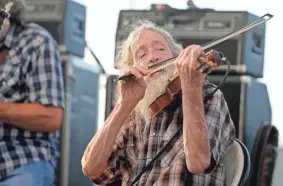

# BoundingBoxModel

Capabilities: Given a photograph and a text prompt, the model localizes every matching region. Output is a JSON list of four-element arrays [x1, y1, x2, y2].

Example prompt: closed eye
[[139, 54, 146, 59]]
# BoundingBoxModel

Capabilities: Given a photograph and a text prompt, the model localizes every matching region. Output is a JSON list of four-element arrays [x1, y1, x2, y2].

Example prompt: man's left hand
[[175, 45, 205, 89]]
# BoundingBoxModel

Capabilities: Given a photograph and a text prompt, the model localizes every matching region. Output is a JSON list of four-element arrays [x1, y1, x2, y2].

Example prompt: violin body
[[149, 49, 224, 116], [149, 75, 181, 115]]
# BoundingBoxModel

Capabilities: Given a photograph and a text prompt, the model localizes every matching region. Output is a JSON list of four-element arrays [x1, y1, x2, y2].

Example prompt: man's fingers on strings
[[175, 49, 187, 69], [195, 63, 206, 71], [194, 53, 207, 71]]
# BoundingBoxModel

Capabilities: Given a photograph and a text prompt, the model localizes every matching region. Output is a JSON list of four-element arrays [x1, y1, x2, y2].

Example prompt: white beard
[[134, 66, 175, 124]]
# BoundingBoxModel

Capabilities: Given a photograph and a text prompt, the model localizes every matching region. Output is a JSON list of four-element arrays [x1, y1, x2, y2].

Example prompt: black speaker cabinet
[[207, 75, 272, 153]]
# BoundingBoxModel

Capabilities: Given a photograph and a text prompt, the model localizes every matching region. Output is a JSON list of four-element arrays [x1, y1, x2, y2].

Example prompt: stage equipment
[[25, 0, 86, 57]]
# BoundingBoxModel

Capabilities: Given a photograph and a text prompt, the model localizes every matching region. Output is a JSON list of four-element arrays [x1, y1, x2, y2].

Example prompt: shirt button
[[153, 133, 156, 136]]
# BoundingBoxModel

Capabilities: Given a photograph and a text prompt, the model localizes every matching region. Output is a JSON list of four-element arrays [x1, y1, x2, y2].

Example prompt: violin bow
[[117, 13, 273, 83]]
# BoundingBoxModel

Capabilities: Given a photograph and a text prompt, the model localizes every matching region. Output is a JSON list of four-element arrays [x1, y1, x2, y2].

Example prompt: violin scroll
[[196, 49, 224, 74]]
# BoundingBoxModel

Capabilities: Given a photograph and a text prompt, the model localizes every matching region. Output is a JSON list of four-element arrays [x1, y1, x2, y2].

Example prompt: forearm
[[182, 87, 211, 173], [82, 100, 136, 177], [0, 101, 63, 132]]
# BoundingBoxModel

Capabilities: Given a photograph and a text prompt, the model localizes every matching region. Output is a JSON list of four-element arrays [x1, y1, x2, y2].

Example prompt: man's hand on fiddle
[[82, 65, 150, 178], [118, 64, 149, 105], [175, 45, 206, 89], [175, 45, 211, 173]]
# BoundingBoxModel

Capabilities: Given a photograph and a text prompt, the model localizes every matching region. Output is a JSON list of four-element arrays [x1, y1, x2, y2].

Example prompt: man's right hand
[[82, 65, 149, 178], [118, 64, 149, 105]]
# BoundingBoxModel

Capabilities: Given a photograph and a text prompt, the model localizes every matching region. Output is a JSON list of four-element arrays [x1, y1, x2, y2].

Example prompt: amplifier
[[24, 0, 86, 57], [115, 7, 267, 77]]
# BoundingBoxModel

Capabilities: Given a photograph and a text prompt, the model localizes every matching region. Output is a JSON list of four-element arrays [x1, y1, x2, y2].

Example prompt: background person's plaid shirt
[[92, 84, 236, 186], [0, 23, 64, 180]]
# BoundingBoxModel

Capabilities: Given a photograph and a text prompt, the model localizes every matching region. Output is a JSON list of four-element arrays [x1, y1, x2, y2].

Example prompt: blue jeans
[[0, 161, 55, 186]]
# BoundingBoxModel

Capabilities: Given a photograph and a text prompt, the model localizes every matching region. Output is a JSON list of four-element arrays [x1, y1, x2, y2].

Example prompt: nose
[[149, 55, 159, 63]]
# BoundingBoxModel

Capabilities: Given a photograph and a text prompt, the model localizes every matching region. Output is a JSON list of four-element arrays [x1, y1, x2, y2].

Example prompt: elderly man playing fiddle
[[82, 20, 235, 186]]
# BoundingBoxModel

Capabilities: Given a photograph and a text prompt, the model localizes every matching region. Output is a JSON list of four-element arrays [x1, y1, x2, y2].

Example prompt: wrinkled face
[[133, 30, 176, 123], [134, 30, 174, 66]]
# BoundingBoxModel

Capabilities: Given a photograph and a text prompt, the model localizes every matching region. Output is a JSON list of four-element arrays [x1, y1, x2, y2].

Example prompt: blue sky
[[77, 0, 283, 146]]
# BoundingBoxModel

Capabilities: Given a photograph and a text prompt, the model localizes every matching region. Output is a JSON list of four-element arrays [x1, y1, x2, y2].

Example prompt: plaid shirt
[[92, 84, 235, 186], [0, 23, 64, 180]]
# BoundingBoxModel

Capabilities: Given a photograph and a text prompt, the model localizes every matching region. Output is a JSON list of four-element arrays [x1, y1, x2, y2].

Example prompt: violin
[[148, 49, 224, 116]]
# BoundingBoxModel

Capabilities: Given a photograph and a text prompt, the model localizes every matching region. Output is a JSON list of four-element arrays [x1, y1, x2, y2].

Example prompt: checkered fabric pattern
[[0, 23, 64, 180], [92, 84, 236, 186]]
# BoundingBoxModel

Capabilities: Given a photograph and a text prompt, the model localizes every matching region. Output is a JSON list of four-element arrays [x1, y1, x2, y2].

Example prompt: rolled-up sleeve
[[203, 87, 236, 173], [26, 38, 65, 108], [91, 124, 133, 185]]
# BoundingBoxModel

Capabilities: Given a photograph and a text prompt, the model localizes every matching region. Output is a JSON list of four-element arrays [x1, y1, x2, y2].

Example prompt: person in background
[[0, 0, 64, 185]]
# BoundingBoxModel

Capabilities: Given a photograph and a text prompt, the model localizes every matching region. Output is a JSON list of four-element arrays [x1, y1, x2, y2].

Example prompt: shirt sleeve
[[203, 85, 236, 173], [26, 38, 65, 108], [91, 122, 135, 185]]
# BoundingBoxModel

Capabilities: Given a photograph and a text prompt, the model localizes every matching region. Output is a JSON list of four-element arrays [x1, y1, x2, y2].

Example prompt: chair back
[[222, 138, 250, 186]]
